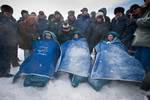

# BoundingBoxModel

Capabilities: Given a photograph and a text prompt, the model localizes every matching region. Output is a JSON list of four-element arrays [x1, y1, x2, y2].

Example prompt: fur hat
[[38, 11, 46, 19], [81, 8, 88, 12], [31, 12, 36, 16], [130, 4, 141, 13], [68, 10, 75, 16], [96, 12, 104, 17], [90, 11, 96, 17], [39, 11, 44, 15], [54, 11, 61, 15], [62, 22, 70, 29], [1, 5, 13, 13], [95, 12, 105, 22], [21, 10, 28, 15], [114, 7, 125, 14]]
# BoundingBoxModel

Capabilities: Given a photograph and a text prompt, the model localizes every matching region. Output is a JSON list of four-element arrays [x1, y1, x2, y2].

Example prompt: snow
[[0, 49, 147, 100]]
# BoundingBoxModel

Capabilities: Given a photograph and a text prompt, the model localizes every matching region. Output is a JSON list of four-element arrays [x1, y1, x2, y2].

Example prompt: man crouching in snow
[[13, 31, 60, 87]]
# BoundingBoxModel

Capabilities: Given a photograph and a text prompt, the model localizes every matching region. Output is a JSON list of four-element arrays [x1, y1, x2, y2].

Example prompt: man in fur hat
[[111, 7, 128, 40], [66, 10, 76, 27], [58, 21, 78, 44], [75, 7, 91, 38]]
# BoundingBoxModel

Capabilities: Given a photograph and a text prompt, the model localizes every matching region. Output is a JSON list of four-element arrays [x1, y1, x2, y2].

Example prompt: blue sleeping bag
[[13, 39, 60, 87], [90, 39, 145, 82], [57, 38, 91, 77]]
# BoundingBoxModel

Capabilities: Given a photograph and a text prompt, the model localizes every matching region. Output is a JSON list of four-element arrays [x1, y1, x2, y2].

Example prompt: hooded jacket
[[98, 8, 110, 23], [0, 14, 18, 47]]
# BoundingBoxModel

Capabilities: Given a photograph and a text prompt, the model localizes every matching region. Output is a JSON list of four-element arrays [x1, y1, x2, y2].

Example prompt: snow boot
[[23, 75, 49, 87], [71, 75, 87, 87], [88, 79, 110, 91]]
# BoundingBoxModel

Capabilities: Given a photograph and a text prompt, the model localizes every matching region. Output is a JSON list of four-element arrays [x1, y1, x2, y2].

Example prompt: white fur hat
[[95, 11, 105, 22], [95, 11, 104, 18]]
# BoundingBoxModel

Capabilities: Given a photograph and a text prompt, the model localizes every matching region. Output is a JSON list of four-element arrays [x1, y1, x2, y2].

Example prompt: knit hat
[[1, 5, 13, 13], [114, 7, 125, 14]]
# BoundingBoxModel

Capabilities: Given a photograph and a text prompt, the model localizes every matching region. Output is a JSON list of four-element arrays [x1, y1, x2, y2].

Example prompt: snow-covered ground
[[0, 49, 147, 100]]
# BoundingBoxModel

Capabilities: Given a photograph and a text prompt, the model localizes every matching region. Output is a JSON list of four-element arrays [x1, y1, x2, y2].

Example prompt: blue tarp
[[91, 39, 145, 82], [57, 38, 91, 77], [18, 39, 60, 78]]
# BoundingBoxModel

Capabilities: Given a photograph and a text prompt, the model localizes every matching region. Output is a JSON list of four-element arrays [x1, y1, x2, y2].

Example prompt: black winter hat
[[114, 7, 125, 14], [130, 4, 141, 13], [68, 10, 75, 16], [54, 11, 61, 15], [21, 10, 28, 15], [1, 5, 13, 13], [39, 11, 44, 15], [81, 8, 88, 12]]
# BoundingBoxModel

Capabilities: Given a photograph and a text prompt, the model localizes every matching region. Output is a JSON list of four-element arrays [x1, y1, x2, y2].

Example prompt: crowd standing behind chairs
[[0, 0, 150, 97]]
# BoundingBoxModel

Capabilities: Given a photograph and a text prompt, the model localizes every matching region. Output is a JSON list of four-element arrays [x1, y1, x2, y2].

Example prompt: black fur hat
[[114, 7, 125, 14], [81, 8, 88, 12], [130, 4, 141, 13], [68, 10, 75, 16], [1, 5, 13, 13]]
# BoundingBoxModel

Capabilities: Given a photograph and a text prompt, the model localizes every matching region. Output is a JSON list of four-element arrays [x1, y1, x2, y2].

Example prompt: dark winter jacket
[[121, 15, 141, 47], [75, 15, 91, 38], [36, 18, 48, 35], [98, 8, 111, 24], [123, 18, 138, 40], [48, 20, 63, 38], [66, 18, 77, 28], [87, 21, 111, 52], [0, 14, 18, 47], [111, 15, 128, 40], [58, 27, 78, 44]]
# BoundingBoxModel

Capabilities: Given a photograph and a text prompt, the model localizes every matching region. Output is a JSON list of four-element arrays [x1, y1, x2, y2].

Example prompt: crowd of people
[[0, 0, 150, 98]]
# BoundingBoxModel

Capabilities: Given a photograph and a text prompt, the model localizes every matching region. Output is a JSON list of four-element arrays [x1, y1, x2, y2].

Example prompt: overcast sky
[[0, 0, 143, 20]]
